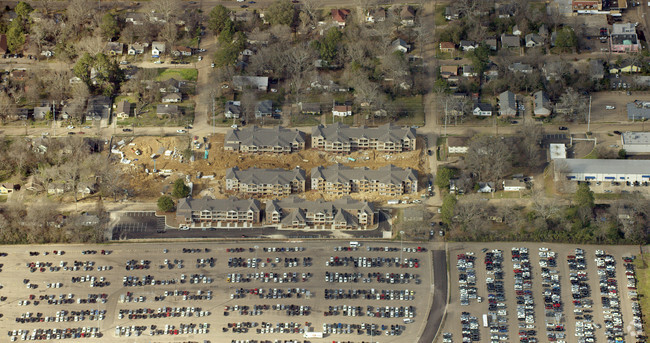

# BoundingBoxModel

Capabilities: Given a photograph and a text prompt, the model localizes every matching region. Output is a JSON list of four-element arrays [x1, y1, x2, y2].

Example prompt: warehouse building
[[622, 132, 650, 153], [554, 158, 650, 183]]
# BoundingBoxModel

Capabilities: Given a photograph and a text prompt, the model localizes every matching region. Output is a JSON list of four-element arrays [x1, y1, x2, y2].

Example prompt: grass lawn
[[594, 192, 623, 200], [582, 148, 599, 159], [392, 95, 425, 126], [290, 114, 321, 127], [0, 195, 6, 203], [434, 4, 447, 24], [326, 115, 355, 125], [117, 101, 195, 127], [114, 95, 138, 104], [156, 68, 198, 82]]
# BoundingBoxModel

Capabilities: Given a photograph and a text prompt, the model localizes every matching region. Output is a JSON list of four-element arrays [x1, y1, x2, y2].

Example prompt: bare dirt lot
[[440, 242, 642, 343], [0, 240, 434, 342], [115, 134, 430, 202]]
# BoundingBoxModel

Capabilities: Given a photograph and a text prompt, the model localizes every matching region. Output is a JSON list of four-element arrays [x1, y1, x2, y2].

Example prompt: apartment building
[[265, 196, 377, 230], [225, 167, 306, 197], [224, 126, 306, 153], [311, 122, 416, 152], [311, 164, 417, 196], [176, 197, 261, 228]]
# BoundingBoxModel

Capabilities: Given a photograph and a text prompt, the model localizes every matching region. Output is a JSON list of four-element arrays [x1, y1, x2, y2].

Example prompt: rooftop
[[227, 167, 305, 185], [549, 143, 567, 160], [622, 132, 650, 145], [557, 158, 650, 175]]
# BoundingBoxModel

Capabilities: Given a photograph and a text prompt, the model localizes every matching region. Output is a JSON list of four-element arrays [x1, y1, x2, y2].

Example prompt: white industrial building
[[549, 143, 567, 160], [622, 132, 650, 153], [554, 158, 650, 183]]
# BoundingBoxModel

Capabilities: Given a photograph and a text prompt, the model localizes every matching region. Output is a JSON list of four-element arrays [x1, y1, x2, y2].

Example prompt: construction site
[[111, 134, 430, 202]]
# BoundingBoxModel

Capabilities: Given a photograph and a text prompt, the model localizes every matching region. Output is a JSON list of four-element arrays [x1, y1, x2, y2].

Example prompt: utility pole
[[211, 90, 215, 135], [52, 101, 56, 136], [444, 100, 448, 137], [587, 95, 592, 134]]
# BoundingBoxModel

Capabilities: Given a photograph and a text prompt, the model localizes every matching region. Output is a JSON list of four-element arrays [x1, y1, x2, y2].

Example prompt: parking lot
[[0, 241, 438, 342], [441, 242, 643, 343]]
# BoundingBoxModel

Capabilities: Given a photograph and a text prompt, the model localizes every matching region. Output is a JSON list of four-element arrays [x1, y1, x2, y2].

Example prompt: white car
[[605, 105, 616, 110], [66, 125, 74, 129], [177, 129, 186, 133], [231, 124, 238, 129], [154, 60, 162, 64]]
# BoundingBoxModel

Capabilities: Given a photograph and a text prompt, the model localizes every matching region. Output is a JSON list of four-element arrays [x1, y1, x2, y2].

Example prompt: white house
[[503, 179, 526, 191], [472, 103, 493, 116], [151, 41, 165, 58], [332, 105, 352, 117], [447, 136, 469, 154], [478, 182, 496, 193]]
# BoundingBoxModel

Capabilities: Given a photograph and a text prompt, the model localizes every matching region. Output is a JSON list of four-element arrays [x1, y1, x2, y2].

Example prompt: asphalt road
[[418, 249, 448, 343]]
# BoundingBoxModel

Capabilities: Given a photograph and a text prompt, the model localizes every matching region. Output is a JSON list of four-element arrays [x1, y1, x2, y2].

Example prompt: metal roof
[[558, 158, 650, 175]]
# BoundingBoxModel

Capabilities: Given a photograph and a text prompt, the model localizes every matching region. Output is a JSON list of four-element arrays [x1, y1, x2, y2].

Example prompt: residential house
[[332, 104, 352, 117], [11, 69, 26, 81], [232, 76, 269, 91], [533, 91, 552, 116], [503, 179, 527, 191], [610, 23, 640, 53], [499, 91, 517, 116], [366, 8, 387, 22], [500, 34, 521, 48], [311, 164, 418, 196], [127, 43, 145, 55], [225, 167, 306, 197], [0, 184, 14, 195], [331, 9, 350, 27], [299, 102, 321, 115], [172, 46, 193, 57], [589, 59, 605, 80], [125, 12, 146, 25], [33, 105, 51, 120], [159, 78, 182, 93], [400, 6, 416, 26], [543, 61, 566, 80], [47, 183, 66, 195], [105, 42, 124, 55], [156, 104, 180, 117], [151, 41, 166, 58], [439, 42, 456, 53], [610, 61, 642, 74], [392, 39, 410, 53], [224, 126, 306, 153], [225, 101, 241, 119], [445, 6, 461, 20], [440, 65, 459, 79], [512, 25, 522, 36], [459, 40, 477, 51], [496, 3, 515, 18], [85, 96, 112, 126], [176, 197, 262, 228], [627, 101, 650, 120], [255, 100, 273, 118], [115, 100, 131, 119], [41, 49, 54, 58], [447, 136, 469, 154], [162, 93, 182, 103], [0, 34, 7, 54], [462, 65, 477, 77], [311, 122, 416, 152], [265, 197, 376, 230], [478, 182, 496, 193], [525, 33, 543, 47], [472, 103, 493, 116], [539, 24, 549, 37], [509, 62, 533, 74], [484, 37, 498, 51], [572, 0, 602, 11]]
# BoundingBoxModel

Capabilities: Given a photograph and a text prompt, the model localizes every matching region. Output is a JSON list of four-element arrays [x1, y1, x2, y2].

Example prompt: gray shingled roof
[[266, 196, 374, 227], [557, 158, 650, 175], [226, 167, 305, 185], [501, 34, 521, 48], [224, 126, 305, 149], [499, 91, 516, 115], [627, 101, 650, 120], [311, 164, 417, 186], [312, 122, 415, 144], [177, 197, 261, 212]]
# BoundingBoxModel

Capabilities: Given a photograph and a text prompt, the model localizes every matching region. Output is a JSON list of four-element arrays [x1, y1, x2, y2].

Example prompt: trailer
[[304, 332, 323, 338], [483, 314, 489, 327]]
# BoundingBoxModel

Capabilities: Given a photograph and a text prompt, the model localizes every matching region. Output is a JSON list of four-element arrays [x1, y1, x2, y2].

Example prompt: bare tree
[[240, 91, 258, 123], [0, 92, 15, 123], [160, 22, 179, 48], [516, 123, 544, 169], [146, 0, 182, 23], [555, 87, 588, 122], [66, 0, 92, 33], [76, 33, 105, 56], [465, 135, 513, 183]]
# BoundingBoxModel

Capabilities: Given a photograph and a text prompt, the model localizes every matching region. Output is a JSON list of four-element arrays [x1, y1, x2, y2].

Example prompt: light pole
[[399, 231, 405, 266]]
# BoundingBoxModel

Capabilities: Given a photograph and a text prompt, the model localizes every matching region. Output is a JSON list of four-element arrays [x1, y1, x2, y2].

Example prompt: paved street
[[418, 248, 448, 343]]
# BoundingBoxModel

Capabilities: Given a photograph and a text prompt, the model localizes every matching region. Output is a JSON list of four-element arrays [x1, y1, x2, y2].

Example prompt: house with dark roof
[[225, 101, 241, 119], [447, 136, 469, 154], [311, 164, 418, 196], [176, 197, 262, 228], [366, 8, 386, 22], [33, 105, 51, 120], [392, 38, 410, 53], [255, 100, 273, 118], [85, 96, 112, 125], [232, 76, 269, 91], [484, 37, 498, 51], [105, 42, 124, 55], [299, 102, 321, 115], [115, 100, 131, 119], [127, 43, 145, 55], [125, 12, 146, 25], [224, 126, 306, 153], [159, 78, 182, 93], [445, 6, 461, 20], [400, 6, 416, 26], [311, 123, 416, 152], [226, 167, 306, 197], [509, 62, 533, 74], [156, 104, 180, 117], [500, 34, 521, 48], [459, 40, 477, 51], [172, 46, 193, 57], [162, 93, 182, 103], [472, 103, 493, 116], [525, 33, 543, 47], [265, 196, 376, 230]]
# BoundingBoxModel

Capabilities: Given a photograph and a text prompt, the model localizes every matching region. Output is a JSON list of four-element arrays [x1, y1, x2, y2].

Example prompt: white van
[[349, 241, 361, 248]]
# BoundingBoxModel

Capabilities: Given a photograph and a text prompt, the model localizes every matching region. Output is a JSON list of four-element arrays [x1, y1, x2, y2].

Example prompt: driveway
[[418, 248, 448, 343]]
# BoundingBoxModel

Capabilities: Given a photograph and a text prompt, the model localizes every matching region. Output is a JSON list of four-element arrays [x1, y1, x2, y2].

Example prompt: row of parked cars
[[568, 248, 595, 343], [485, 249, 508, 343], [621, 255, 644, 342], [539, 248, 565, 343], [512, 247, 536, 343], [596, 250, 625, 343], [457, 252, 477, 306]]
